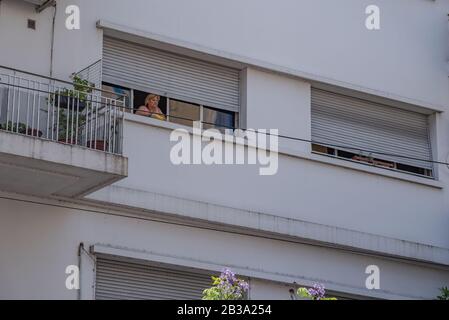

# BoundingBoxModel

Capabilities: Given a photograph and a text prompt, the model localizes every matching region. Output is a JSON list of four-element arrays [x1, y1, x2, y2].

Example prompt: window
[[102, 83, 130, 109], [169, 99, 200, 127], [203, 106, 236, 131], [102, 36, 240, 131], [311, 88, 434, 178], [103, 83, 238, 130], [95, 256, 215, 300], [133, 89, 167, 120]]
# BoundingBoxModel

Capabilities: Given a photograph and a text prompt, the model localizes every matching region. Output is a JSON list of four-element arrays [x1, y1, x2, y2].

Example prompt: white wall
[[0, 0, 54, 75], [248, 279, 296, 300], [48, 0, 449, 109], [3, 0, 447, 108], [0, 0, 448, 299], [0, 196, 447, 300], [109, 76, 449, 250], [245, 68, 311, 153]]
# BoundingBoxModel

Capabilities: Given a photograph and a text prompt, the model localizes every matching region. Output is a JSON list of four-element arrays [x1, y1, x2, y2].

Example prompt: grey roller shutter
[[311, 88, 432, 169], [95, 256, 213, 300], [102, 36, 240, 112]]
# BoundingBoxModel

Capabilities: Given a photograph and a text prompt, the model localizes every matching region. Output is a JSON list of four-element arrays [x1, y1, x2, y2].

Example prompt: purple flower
[[215, 268, 249, 298], [239, 281, 250, 292], [307, 284, 326, 300]]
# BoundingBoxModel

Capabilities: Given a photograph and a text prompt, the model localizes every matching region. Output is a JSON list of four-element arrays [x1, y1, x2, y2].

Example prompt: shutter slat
[[95, 256, 212, 300], [311, 88, 433, 169], [102, 37, 240, 112]]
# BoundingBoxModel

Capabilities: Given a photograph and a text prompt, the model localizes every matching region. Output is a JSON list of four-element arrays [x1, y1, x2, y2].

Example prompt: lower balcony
[[0, 66, 128, 198]]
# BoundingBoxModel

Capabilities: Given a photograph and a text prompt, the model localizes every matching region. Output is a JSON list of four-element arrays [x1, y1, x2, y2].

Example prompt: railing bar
[[71, 93, 75, 144], [6, 75, 12, 131], [0, 75, 5, 126], [1, 77, 5, 126], [105, 98, 109, 153], [94, 96, 99, 150], [103, 97, 107, 152], [0, 81, 119, 109], [55, 87, 60, 142], [89, 94, 93, 148], [46, 82, 52, 139], [37, 81, 41, 138], [112, 99, 117, 153], [85, 93, 89, 148], [75, 59, 102, 76], [75, 91, 80, 146], [51, 85, 54, 140], [0, 71, 125, 155], [15, 78, 21, 134], [31, 80, 37, 135], [46, 84, 50, 139], [108, 98, 112, 153], [109, 98, 113, 153], [65, 91, 70, 143], [0, 64, 124, 98], [25, 79, 31, 135], [12, 78, 17, 131]]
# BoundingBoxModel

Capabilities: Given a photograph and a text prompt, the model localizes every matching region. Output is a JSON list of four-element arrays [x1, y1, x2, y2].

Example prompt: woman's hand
[[136, 105, 150, 116]]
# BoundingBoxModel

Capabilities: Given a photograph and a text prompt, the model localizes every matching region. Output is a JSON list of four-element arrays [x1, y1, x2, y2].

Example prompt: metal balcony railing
[[0, 66, 126, 155]]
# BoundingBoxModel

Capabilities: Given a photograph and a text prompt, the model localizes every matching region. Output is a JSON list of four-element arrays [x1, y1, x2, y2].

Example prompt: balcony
[[0, 66, 128, 198]]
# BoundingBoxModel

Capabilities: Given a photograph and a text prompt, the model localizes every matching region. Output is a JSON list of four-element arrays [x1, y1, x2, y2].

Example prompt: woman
[[136, 94, 166, 121]]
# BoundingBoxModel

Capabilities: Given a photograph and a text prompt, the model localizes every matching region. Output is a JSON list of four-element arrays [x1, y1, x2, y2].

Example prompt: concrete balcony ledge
[[88, 184, 449, 268], [0, 130, 128, 198]]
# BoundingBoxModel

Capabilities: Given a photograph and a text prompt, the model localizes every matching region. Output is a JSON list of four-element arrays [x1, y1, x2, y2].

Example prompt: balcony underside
[[0, 130, 127, 198]]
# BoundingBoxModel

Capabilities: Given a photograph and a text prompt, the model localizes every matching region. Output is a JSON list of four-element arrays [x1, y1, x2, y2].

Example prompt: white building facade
[[0, 0, 448, 299]]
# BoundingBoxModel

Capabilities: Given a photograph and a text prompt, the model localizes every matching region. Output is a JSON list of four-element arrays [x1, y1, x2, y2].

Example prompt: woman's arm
[[135, 105, 150, 116]]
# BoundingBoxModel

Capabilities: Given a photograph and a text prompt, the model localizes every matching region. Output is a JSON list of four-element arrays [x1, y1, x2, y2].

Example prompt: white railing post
[[0, 67, 125, 155]]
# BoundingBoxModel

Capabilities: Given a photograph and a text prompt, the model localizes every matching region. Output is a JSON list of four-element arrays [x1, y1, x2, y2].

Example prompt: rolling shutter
[[95, 256, 213, 300], [311, 88, 433, 169], [102, 36, 240, 112]]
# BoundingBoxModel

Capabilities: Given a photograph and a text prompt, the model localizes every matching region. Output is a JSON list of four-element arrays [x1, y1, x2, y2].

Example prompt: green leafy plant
[[0, 121, 43, 137], [56, 109, 86, 143], [0, 121, 27, 134], [54, 75, 94, 102], [202, 268, 249, 300], [52, 75, 94, 143], [297, 284, 337, 300], [437, 286, 449, 300]]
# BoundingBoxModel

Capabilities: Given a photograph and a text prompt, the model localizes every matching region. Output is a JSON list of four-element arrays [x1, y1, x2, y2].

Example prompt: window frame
[[102, 81, 239, 130], [311, 143, 434, 179]]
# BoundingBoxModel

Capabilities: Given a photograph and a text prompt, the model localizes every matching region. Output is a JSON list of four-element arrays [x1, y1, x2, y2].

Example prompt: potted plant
[[296, 284, 337, 300], [51, 75, 95, 112], [0, 121, 43, 137], [57, 109, 85, 145], [202, 268, 249, 300], [50, 75, 111, 151], [49, 75, 94, 145], [87, 139, 107, 151]]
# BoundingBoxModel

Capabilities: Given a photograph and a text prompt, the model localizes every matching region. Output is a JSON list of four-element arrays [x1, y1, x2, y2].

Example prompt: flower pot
[[27, 128, 43, 137], [54, 94, 87, 111], [87, 140, 107, 151], [58, 138, 77, 145]]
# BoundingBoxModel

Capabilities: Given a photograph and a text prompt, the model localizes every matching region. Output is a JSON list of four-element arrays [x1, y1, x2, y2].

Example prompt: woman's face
[[147, 96, 160, 108]]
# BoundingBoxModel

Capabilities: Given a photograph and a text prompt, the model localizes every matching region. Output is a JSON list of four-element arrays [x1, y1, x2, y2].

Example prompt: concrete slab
[[0, 130, 128, 198]]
